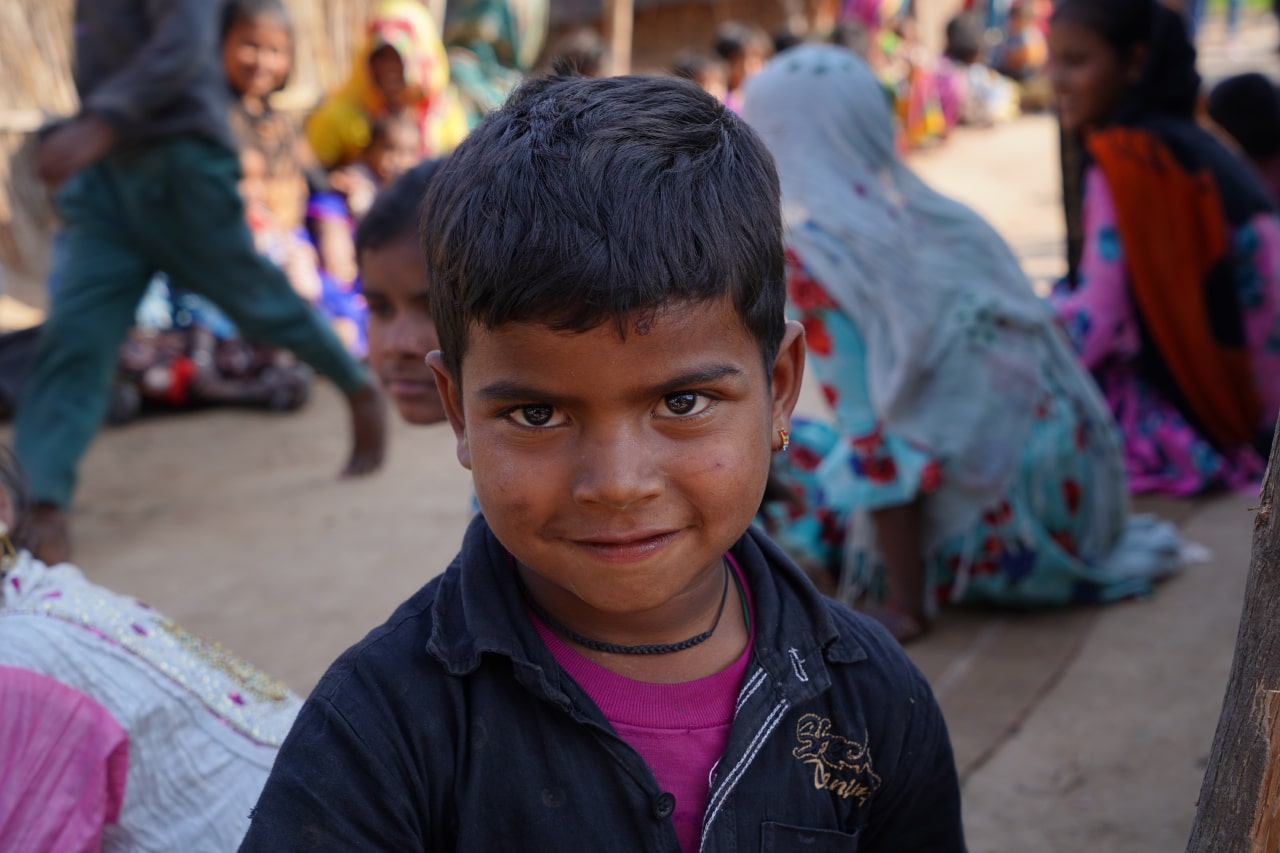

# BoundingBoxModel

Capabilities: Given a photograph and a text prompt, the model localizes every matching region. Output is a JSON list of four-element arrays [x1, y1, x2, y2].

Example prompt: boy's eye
[[508, 404, 563, 428], [658, 392, 712, 418]]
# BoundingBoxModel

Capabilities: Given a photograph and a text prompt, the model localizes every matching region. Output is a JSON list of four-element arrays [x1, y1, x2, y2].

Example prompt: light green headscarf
[[445, 0, 548, 127]]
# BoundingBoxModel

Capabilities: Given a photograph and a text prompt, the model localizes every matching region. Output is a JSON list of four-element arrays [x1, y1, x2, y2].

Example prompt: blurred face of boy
[[430, 299, 804, 645], [366, 122, 421, 184], [363, 236, 445, 424], [222, 15, 292, 102]]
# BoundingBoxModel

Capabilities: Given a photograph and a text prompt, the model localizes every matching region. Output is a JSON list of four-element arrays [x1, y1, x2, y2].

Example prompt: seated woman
[[0, 446, 300, 848], [306, 0, 467, 173], [444, 0, 548, 130], [1048, 0, 1280, 496], [743, 44, 1181, 642]]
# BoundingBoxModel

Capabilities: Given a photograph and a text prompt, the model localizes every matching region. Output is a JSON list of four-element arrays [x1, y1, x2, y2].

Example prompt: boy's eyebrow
[[475, 364, 747, 403]]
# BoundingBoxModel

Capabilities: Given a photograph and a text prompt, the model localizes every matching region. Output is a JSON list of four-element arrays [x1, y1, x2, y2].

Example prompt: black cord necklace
[[522, 561, 733, 656]]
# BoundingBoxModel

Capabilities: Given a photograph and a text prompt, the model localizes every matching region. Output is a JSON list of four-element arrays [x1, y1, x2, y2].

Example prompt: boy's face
[[362, 236, 445, 424], [223, 16, 292, 101], [366, 123, 420, 183], [430, 298, 805, 624]]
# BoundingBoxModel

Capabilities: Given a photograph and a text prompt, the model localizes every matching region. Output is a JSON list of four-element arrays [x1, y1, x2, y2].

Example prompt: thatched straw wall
[[0, 0, 383, 273]]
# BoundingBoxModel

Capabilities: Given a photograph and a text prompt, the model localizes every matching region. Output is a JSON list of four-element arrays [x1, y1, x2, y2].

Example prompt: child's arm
[[39, 0, 209, 186], [79, 0, 212, 140], [241, 695, 424, 849]]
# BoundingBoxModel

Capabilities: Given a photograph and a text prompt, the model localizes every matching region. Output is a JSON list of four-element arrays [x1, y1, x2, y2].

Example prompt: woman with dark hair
[[1049, 0, 1280, 495]]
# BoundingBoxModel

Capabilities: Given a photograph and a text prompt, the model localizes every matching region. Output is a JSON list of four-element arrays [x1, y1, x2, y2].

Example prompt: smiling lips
[[571, 529, 682, 564]]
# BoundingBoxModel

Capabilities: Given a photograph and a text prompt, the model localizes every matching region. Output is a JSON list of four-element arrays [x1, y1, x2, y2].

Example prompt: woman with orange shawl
[[1049, 0, 1280, 495], [305, 0, 468, 170]]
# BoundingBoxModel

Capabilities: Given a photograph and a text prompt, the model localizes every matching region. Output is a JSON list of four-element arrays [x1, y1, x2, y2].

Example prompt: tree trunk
[[1187, 420, 1280, 852]]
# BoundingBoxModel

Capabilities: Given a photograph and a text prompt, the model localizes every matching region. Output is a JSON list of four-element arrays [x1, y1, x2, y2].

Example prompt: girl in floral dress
[[1048, 0, 1280, 495], [743, 45, 1181, 642]]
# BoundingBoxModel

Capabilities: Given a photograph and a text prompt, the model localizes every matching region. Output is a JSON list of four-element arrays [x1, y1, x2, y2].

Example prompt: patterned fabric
[[305, 0, 468, 169], [228, 98, 309, 231], [0, 667, 128, 852], [445, 0, 548, 128], [1051, 165, 1280, 495], [744, 46, 1058, 549], [764, 260, 1181, 610], [743, 45, 1181, 609], [0, 553, 301, 851]]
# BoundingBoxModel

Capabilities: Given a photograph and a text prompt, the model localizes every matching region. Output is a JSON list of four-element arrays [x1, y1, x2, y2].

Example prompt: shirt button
[[653, 792, 676, 820]]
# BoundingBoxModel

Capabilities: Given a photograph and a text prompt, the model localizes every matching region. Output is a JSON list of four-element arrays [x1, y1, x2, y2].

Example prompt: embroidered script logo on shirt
[[792, 714, 882, 805]]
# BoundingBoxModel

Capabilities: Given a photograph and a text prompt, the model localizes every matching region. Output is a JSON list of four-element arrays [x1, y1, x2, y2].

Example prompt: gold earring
[[778, 427, 790, 453]]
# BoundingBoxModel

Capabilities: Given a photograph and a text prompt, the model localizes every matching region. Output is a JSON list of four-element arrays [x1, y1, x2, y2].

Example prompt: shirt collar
[[426, 516, 867, 691]]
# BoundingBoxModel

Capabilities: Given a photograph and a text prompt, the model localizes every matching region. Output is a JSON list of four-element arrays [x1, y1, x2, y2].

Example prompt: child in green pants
[[20, 0, 386, 564]]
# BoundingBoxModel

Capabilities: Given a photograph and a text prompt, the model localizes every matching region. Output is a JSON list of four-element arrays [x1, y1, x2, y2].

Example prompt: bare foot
[[863, 602, 928, 645], [342, 380, 388, 477], [27, 502, 71, 565]]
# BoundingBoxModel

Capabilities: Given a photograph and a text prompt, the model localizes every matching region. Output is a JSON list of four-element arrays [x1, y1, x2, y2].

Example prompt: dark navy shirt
[[240, 517, 966, 851]]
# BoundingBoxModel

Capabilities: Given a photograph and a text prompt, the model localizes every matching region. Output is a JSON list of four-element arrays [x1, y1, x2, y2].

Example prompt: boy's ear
[[770, 320, 806, 436], [427, 351, 472, 471]]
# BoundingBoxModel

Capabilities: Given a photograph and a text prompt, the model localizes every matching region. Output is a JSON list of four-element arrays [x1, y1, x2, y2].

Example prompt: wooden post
[[602, 0, 633, 76], [1187, 419, 1280, 852], [426, 0, 448, 35]]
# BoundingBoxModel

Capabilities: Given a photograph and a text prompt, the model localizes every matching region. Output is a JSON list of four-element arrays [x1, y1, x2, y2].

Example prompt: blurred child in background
[[1209, 73, 1280, 204], [673, 52, 730, 102], [714, 21, 771, 111]]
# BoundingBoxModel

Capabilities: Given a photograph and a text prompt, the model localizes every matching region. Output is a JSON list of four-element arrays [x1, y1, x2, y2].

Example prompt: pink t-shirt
[[531, 556, 755, 853]]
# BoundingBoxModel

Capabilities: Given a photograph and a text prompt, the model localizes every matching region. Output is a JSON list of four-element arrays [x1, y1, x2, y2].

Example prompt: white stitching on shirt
[[698, 698, 791, 852], [788, 648, 809, 682], [734, 668, 766, 715]]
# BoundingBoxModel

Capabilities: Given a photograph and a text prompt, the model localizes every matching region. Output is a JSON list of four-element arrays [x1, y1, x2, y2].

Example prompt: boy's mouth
[[383, 373, 436, 397], [570, 529, 681, 564]]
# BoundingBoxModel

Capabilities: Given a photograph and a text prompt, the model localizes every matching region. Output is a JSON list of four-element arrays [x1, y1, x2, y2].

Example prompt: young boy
[[673, 51, 730, 103], [241, 74, 964, 851], [714, 21, 771, 112], [1208, 73, 1280, 204], [21, 0, 385, 564], [356, 159, 448, 425]]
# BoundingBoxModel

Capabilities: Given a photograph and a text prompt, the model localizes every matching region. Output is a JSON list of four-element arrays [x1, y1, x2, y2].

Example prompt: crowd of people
[[3, 0, 1280, 847]]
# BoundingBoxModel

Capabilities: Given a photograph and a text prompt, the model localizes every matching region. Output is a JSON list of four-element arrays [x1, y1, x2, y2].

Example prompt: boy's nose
[[571, 428, 664, 510], [386, 318, 429, 358]]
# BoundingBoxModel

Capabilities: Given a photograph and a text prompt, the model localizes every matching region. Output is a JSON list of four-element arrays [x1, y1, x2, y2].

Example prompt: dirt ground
[[0, 15, 1274, 850]]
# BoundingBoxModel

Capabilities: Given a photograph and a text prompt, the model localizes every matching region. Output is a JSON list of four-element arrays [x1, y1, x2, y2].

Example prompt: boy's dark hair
[[355, 158, 445, 257], [421, 74, 786, 381], [672, 51, 727, 83], [944, 14, 983, 63], [1209, 74, 1280, 161], [220, 0, 292, 41], [714, 21, 765, 61]]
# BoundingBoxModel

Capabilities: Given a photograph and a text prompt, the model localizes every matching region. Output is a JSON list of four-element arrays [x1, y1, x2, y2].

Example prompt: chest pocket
[[761, 821, 859, 851]]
